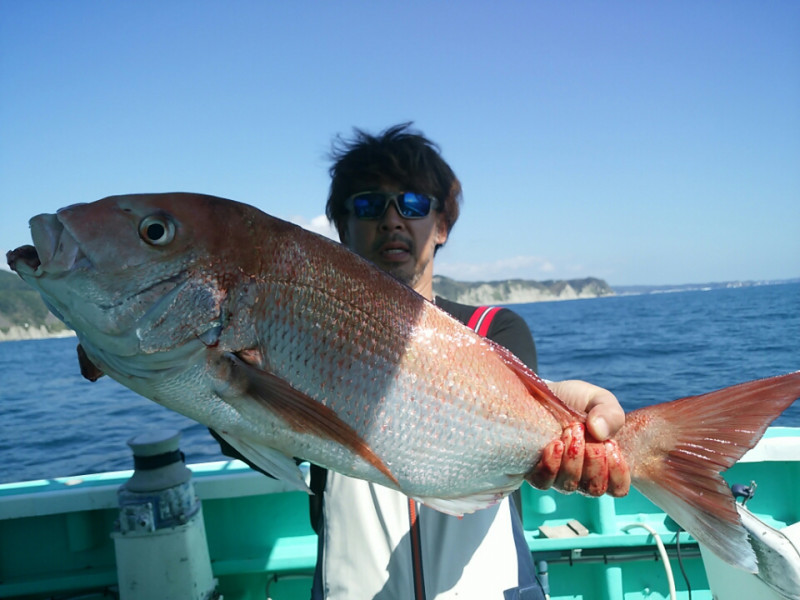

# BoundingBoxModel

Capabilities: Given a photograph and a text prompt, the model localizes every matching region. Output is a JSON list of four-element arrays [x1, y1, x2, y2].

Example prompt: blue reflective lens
[[348, 192, 437, 220]]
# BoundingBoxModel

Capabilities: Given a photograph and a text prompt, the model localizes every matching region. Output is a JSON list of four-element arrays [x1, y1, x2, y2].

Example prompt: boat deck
[[2, 427, 798, 599]]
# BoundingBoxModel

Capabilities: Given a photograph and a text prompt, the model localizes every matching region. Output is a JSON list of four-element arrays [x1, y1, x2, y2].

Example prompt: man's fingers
[[553, 423, 584, 493], [527, 424, 631, 498], [527, 438, 564, 490], [578, 441, 609, 496]]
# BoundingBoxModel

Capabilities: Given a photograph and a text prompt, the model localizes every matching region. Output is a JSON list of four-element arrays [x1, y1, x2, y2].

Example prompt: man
[[309, 123, 628, 599]]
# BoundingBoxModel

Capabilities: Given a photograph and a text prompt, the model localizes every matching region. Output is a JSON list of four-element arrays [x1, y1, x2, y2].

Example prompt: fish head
[[7, 192, 262, 368]]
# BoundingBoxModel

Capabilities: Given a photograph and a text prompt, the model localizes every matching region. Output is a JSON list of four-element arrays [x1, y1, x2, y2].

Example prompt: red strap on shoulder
[[467, 306, 502, 337]]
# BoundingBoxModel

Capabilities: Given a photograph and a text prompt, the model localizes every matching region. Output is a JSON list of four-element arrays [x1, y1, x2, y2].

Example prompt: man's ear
[[434, 215, 448, 247]]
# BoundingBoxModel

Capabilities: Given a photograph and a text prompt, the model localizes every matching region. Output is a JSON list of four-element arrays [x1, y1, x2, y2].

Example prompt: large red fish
[[7, 192, 800, 575]]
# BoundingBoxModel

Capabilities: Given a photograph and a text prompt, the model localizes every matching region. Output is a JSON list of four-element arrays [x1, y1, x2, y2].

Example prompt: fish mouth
[[7, 212, 88, 277], [6, 245, 41, 273]]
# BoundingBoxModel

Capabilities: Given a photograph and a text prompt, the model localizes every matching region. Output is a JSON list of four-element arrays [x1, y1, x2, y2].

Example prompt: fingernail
[[591, 416, 610, 441]]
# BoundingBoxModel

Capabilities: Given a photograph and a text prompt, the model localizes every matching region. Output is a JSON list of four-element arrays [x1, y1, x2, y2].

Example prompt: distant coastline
[[0, 269, 75, 343], [432, 275, 614, 305], [1, 271, 796, 343], [0, 325, 76, 343], [0, 271, 618, 342], [613, 278, 800, 296]]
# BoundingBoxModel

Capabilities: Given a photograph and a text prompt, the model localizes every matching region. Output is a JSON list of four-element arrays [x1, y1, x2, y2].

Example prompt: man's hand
[[528, 380, 631, 497], [548, 379, 625, 441]]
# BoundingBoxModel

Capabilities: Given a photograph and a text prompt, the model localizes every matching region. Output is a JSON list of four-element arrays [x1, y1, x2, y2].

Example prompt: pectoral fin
[[77, 343, 105, 381], [217, 431, 311, 493], [225, 352, 398, 486]]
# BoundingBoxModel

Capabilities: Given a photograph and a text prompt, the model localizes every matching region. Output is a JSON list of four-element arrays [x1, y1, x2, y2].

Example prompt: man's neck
[[410, 261, 436, 301], [414, 280, 434, 301]]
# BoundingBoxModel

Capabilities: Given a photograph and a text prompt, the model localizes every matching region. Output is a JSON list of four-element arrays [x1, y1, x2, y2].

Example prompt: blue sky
[[1, 1, 798, 286]]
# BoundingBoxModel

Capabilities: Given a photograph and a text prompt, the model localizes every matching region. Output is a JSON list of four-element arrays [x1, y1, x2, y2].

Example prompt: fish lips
[[6, 244, 40, 273], [7, 211, 88, 277]]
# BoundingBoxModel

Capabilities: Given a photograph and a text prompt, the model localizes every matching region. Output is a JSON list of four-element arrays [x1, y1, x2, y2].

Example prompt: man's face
[[343, 186, 448, 298]]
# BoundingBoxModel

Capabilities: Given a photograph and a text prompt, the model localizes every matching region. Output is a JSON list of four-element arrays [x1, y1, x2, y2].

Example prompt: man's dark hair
[[326, 122, 462, 248]]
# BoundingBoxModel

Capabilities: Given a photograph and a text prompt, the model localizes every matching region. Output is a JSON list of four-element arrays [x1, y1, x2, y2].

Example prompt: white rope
[[622, 523, 677, 600]]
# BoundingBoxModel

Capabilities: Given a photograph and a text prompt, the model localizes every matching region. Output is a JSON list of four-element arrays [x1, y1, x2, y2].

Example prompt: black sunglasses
[[344, 191, 440, 220]]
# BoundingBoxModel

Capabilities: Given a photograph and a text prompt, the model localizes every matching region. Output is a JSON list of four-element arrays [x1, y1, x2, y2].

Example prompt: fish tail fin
[[619, 371, 800, 573]]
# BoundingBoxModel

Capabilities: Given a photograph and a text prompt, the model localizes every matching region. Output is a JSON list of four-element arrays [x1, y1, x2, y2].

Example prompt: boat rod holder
[[112, 429, 219, 600]]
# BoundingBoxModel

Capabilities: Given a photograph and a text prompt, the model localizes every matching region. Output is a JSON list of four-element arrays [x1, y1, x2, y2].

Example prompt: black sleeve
[[485, 308, 538, 373]]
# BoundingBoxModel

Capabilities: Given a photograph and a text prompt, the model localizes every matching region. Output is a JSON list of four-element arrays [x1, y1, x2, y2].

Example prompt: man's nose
[[379, 203, 406, 229]]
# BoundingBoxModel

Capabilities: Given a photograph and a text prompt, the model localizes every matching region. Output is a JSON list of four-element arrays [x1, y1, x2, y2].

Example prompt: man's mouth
[[377, 240, 412, 262]]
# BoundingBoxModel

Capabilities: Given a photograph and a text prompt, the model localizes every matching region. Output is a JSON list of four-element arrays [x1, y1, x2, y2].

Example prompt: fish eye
[[139, 215, 176, 246]]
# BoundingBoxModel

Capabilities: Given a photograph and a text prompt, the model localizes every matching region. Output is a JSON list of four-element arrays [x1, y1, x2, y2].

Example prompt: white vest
[[318, 472, 529, 599]]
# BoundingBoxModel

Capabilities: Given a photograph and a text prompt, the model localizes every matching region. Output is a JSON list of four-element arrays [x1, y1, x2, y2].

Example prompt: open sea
[[1, 282, 798, 485]]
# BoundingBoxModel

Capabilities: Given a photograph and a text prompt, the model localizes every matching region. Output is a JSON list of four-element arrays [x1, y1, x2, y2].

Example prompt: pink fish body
[[7, 192, 800, 575]]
